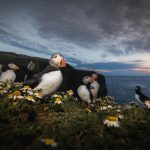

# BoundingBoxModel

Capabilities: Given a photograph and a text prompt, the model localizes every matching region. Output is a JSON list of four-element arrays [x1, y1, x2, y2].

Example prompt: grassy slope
[[0, 95, 149, 150]]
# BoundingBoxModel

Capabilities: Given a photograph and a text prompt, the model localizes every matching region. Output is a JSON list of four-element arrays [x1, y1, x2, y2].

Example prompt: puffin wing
[[32, 65, 58, 79], [140, 93, 150, 102], [25, 65, 58, 88]]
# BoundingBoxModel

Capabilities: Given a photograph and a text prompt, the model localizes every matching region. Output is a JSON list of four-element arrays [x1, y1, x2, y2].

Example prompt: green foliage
[[0, 82, 149, 150]]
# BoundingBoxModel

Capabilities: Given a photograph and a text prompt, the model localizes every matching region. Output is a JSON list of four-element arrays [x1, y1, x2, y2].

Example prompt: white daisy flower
[[144, 101, 150, 109], [83, 108, 91, 113], [116, 109, 121, 112], [103, 116, 120, 128], [67, 90, 74, 96], [27, 90, 34, 95], [34, 92, 43, 99], [115, 114, 124, 119], [107, 105, 113, 109], [41, 138, 57, 147], [20, 86, 32, 92], [0, 89, 8, 94], [13, 95, 24, 100], [25, 96, 35, 102], [100, 106, 107, 110], [51, 94, 62, 98], [55, 98, 63, 104]]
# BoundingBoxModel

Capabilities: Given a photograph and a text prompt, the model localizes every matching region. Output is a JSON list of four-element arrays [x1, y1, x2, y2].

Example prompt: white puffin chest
[[135, 93, 142, 103], [0, 70, 16, 82], [35, 70, 63, 96], [77, 85, 91, 103], [90, 81, 99, 95]]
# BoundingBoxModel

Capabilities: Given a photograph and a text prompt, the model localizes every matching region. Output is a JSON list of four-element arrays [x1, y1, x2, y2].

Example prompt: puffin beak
[[59, 56, 66, 67]]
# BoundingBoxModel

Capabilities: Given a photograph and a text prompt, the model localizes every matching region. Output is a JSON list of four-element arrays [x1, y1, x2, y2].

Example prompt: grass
[[0, 82, 150, 150]]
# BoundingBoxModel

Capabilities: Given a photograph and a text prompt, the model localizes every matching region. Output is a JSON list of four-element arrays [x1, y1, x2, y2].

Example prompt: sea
[[106, 76, 150, 104]]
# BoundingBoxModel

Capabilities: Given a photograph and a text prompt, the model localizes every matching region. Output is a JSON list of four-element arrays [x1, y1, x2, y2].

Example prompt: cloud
[[0, 0, 150, 75]]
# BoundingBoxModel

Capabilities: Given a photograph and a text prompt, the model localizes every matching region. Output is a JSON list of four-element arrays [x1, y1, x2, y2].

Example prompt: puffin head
[[49, 54, 66, 68], [8, 63, 19, 70], [135, 86, 141, 93], [28, 61, 36, 71], [91, 73, 98, 82], [82, 76, 92, 84]]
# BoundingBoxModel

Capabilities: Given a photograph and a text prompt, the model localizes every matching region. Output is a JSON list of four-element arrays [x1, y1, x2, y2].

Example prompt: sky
[[0, 0, 150, 76]]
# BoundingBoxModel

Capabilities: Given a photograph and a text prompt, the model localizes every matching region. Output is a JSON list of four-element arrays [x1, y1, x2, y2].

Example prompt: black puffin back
[[135, 87, 150, 102], [59, 64, 77, 92], [139, 92, 150, 102], [24, 65, 59, 88]]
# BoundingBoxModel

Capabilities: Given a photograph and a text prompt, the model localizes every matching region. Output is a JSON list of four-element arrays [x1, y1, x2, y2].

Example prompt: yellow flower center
[[26, 96, 33, 99], [12, 90, 21, 96], [107, 116, 118, 121], [55, 97, 62, 101], [23, 86, 31, 89], [41, 138, 55, 145]]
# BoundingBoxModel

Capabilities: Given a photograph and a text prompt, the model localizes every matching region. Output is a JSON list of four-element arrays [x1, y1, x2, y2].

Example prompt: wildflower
[[83, 108, 91, 113], [13, 95, 24, 100], [116, 109, 121, 112], [51, 94, 62, 99], [27, 90, 34, 95], [20, 86, 31, 92], [99, 106, 107, 110], [100, 102, 106, 106], [103, 116, 120, 127], [67, 90, 74, 96], [25, 95, 35, 102], [107, 105, 113, 109], [15, 82, 23, 87], [0, 89, 8, 95], [5, 83, 11, 90], [55, 97, 63, 104], [34, 92, 43, 99], [114, 114, 124, 119], [41, 138, 57, 147], [12, 90, 22, 96], [144, 101, 150, 109]]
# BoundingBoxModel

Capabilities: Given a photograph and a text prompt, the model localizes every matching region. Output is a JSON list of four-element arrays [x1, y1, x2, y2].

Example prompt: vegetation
[[0, 81, 149, 150]]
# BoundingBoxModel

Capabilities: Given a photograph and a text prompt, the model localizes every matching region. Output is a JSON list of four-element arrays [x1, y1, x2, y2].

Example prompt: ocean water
[[106, 76, 150, 104]]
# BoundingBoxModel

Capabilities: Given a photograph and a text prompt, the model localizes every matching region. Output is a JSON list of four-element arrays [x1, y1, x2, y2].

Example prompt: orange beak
[[60, 56, 66, 67]]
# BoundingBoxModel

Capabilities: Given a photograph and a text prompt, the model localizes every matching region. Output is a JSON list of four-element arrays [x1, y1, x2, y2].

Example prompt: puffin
[[0, 63, 19, 82], [24, 54, 66, 97], [90, 73, 100, 102], [24, 61, 36, 82], [77, 76, 93, 106], [135, 86, 150, 108]]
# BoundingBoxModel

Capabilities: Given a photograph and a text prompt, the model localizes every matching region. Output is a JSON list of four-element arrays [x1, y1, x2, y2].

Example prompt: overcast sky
[[0, 0, 150, 75]]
